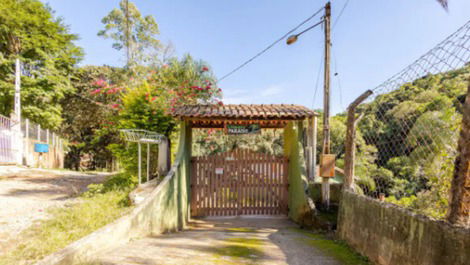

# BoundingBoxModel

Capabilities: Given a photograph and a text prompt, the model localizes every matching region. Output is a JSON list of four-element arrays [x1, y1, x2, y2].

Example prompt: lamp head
[[286, 35, 298, 45]]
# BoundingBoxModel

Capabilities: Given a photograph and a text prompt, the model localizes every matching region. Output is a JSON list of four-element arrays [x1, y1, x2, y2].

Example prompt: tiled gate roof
[[173, 104, 318, 120]]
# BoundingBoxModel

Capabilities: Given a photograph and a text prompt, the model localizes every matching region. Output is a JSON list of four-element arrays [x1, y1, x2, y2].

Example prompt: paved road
[[97, 217, 342, 265]]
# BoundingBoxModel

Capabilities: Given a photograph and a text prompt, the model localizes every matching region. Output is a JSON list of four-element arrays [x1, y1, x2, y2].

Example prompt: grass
[[212, 237, 264, 265], [0, 174, 135, 265], [291, 228, 370, 265], [226, 227, 258, 233]]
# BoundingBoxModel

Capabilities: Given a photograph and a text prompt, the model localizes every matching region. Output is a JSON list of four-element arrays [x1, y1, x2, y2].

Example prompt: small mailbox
[[34, 143, 49, 153]]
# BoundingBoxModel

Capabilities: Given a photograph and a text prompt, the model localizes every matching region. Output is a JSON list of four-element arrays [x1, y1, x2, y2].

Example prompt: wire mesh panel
[[120, 129, 164, 143], [350, 20, 470, 219]]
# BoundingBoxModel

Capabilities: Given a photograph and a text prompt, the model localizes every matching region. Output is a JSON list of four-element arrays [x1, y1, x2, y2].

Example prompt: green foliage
[[82, 173, 137, 199], [0, 0, 82, 128], [193, 129, 284, 156], [0, 180, 132, 264], [61, 66, 124, 170], [110, 55, 222, 177], [353, 65, 469, 218], [291, 228, 370, 265], [98, 0, 160, 67]]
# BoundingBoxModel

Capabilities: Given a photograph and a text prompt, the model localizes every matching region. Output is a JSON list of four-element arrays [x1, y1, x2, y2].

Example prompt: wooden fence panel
[[190, 149, 289, 217]]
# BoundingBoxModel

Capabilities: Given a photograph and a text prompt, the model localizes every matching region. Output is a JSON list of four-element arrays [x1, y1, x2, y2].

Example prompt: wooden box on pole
[[320, 154, 335, 178]]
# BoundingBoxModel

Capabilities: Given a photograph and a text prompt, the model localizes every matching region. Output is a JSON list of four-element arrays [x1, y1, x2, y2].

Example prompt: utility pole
[[320, 2, 333, 210], [322, 2, 331, 155], [11, 34, 23, 165]]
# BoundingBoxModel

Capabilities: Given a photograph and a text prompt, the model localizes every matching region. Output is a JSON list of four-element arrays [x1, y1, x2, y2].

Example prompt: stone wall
[[337, 190, 470, 265]]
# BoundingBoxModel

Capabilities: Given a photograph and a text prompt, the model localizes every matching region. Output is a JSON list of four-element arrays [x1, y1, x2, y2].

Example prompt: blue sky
[[45, 0, 470, 114]]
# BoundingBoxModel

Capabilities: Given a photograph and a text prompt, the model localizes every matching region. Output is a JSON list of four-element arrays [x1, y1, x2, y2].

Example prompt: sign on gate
[[225, 124, 260, 135]]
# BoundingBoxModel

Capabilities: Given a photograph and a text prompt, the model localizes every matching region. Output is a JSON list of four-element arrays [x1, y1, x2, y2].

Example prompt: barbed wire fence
[[343, 20, 470, 221]]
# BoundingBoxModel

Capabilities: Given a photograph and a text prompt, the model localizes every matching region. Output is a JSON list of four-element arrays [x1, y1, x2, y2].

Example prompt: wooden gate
[[190, 149, 289, 217]]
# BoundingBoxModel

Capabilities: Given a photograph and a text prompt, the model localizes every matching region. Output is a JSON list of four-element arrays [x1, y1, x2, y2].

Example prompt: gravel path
[[96, 217, 343, 265], [0, 166, 110, 255]]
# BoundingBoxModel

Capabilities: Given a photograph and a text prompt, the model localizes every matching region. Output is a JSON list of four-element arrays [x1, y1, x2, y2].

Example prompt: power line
[[218, 6, 325, 82], [332, 49, 344, 111], [332, 0, 350, 31], [312, 55, 323, 109]]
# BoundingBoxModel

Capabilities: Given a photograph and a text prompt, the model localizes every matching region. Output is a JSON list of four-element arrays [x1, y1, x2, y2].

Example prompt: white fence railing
[[0, 114, 65, 167], [0, 114, 16, 164]]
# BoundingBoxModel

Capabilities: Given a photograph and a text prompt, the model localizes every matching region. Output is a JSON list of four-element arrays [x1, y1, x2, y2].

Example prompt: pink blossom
[[90, 89, 101, 95], [202, 66, 209, 72]]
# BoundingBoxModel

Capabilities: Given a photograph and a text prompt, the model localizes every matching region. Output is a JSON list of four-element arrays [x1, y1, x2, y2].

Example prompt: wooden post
[[146, 143, 150, 182], [25, 119, 29, 166], [448, 84, 470, 226], [322, 2, 331, 155], [158, 137, 170, 176], [307, 117, 315, 181], [138, 142, 142, 185], [313, 116, 318, 180], [321, 1, 332, 210], [344, 90, 373, 190]]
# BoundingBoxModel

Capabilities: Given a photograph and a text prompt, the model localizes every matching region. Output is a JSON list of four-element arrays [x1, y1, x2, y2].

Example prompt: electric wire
[[332, 0, 350, 31], [218, 6, 325, 82], [312, 55, 323, 109], [332, 49, 344, 111]]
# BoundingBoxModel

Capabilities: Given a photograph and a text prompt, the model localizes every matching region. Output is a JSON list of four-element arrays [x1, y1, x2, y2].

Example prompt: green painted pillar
[[177, 121, 192, 229], [284, 121, 311, 223]]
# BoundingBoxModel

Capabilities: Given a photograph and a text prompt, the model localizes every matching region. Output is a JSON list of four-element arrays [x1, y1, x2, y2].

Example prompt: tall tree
[[0, 0, 82, 129], [98, 0, 160, 68]]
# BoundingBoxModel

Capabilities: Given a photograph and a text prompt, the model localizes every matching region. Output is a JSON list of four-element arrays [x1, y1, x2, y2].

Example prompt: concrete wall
[[338, 190, 470, 265], [284, 121, 311, 224], [35, 121, 192, 265], [25, 139, 64, 169]]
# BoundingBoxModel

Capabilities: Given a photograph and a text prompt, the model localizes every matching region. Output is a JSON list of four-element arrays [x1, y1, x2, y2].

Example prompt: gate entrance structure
[[173, 104, 319, 219], [191, 149, 289, 217]]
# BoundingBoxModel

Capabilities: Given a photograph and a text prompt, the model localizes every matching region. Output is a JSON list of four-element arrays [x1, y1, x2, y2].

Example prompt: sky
[[44, 0, 470, 114]]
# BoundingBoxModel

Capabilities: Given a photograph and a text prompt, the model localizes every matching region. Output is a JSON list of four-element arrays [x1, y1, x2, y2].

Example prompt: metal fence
[[0, 114, 16, 164], [345, 20, 470, 220], [0, 114, 64, 165], [21, 118, 62, 146]]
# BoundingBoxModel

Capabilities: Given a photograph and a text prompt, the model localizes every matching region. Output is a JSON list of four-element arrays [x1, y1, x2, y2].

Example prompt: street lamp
[[287, 2, 333, 210]]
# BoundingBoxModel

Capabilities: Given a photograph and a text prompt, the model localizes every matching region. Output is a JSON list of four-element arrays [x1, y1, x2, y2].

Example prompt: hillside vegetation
[[353, 65, 469, 218]]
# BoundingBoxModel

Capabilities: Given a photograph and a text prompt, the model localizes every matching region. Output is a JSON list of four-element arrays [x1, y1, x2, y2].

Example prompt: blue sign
[[34, 143, 49, 153]]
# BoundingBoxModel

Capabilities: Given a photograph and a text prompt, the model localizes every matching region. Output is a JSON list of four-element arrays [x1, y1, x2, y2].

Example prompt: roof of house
[[173, 104, 318, 121]]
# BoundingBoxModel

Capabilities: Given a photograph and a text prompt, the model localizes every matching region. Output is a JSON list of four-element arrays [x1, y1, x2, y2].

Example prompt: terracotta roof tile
[[173, 104, 318, 120]]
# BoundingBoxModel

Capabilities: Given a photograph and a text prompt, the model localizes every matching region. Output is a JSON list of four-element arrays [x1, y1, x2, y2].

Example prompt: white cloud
[[260, 85, 283, 97]]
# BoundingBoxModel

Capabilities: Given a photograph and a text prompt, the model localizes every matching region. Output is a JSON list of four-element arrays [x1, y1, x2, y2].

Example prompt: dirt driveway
[[0, 166, 110, 255], [97, 217, 344, 265]]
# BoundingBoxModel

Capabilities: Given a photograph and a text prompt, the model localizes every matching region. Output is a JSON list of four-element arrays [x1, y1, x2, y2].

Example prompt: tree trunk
[[447, 83, 470, 226]]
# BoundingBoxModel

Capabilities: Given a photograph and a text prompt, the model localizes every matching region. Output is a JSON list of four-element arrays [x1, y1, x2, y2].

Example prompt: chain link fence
[[348, 20, 470, 219]]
